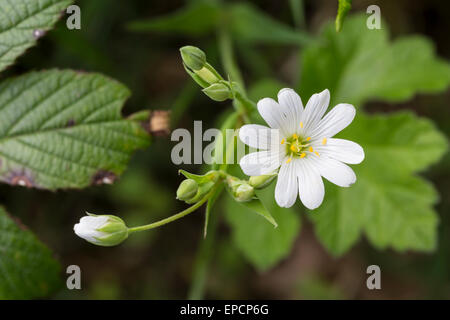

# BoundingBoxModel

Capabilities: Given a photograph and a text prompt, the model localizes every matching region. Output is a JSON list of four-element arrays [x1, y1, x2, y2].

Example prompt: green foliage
[[127, 1, 310, 46], [0, 207, 61, 299], [297, 15, 449, 256], [310, 111, 447, 256], [300, 15, 450, 106], [0, 70, 150, 190], [225, 184, 300, 271], [0, 0, 73, 73]]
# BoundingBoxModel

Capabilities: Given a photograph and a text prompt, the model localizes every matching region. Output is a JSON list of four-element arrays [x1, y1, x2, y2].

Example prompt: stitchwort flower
[[239, 88, 364, 210]]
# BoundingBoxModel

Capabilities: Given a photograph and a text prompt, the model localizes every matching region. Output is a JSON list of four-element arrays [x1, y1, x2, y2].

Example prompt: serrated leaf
[[310, 111, 447, 256], [225, 184, 300, 271], [0, 206, 61, 299], [0, 0, 72, 73], [0, 70, 150, 190], [299, 15, 450, 106]]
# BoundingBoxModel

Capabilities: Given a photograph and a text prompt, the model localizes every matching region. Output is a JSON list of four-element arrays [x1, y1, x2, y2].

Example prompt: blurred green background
[[1, 0, 449, 299]]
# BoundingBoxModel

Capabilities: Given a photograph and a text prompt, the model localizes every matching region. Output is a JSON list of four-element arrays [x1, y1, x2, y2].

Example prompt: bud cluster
[[180, 46, 235, 102]]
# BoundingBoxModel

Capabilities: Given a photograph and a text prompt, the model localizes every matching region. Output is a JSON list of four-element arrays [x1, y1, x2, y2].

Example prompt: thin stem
[[128, 186, 217, 233], [218, 26, 244, 88]]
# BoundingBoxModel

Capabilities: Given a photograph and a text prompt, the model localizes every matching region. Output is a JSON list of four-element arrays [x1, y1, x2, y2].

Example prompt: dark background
[[1, 0, 449, 299]]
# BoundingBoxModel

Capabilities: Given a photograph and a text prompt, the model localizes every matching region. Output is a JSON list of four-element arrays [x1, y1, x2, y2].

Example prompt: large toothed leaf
[[225, 184, 300, 271], [299, 15, 450, 106], [0, 69, 150, 190], [0, 206, 61, 299], [0, 0, 73, 73], [310, 111, 447, 256]]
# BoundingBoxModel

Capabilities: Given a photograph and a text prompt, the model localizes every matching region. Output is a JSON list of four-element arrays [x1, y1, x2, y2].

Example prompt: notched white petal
[[313, 138, 364, 164], [239, 150, 282, 176], [316, 157, 356, 187], [311, 103, 355, 138], [301, 89, 330, 133], [277, 88, 303, 133], [239, 124, 281, 150], [275, 160, 298, 208], [297, 160, 324, 210]]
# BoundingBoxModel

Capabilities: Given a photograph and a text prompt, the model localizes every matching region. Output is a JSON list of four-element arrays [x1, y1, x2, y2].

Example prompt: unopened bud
[[202, 82, 232, 101], [176, 179, 198, 201], [249, 173, 277, 189], [235, 183, 255, 202], [180, 46, 206, 71], [74, 214, 128, 247]]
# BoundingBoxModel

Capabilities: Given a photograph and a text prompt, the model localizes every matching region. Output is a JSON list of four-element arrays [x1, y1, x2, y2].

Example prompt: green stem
[[218, 27, 244, 88], [128, 186, 217, 233]]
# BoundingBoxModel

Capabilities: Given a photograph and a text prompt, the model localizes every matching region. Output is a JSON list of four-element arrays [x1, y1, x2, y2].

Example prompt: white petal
[[313, 138, 364, 164], [239, 124, 281, 150], [277, 88, 303, 134], [310, 103, 355, 139], [74, 216, 108, 242], [239, 150, 282, 176], [301, 89, 330, 134], [315, 157, 356, 187], [257, 97, 290, 136], [297, 159, 324, 210], [275, 160, 298, 208]]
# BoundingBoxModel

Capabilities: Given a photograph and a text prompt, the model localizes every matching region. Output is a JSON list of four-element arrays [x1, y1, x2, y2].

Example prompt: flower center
[[281, 133, 321, 163]]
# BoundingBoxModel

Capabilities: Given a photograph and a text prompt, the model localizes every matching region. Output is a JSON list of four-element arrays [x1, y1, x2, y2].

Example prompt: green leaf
[[310, 111, 448, 256], [0, 69, 150, 190], [299, 15, 450, 106], [0, 0, 73, 73], [126, 1, 220, 35], [225, 184, 300, 271], [236, 197, 278, 228], [0, 206, 61, 299], [229, 3, 311, 46], [127, 2, 311, 46]]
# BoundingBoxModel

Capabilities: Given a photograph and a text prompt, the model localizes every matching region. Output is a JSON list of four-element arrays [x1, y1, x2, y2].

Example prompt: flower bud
[[180, 46, 206, 71], [202, 82, 233, 101], [235, 183, 255, 202], [249, 172, 277, 189], [176, 179, 198, 201], [74, 214, 128, 247]]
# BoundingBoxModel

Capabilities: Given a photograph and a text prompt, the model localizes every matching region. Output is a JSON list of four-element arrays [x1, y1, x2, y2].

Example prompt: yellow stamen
[[292, 133, 298, 139], [322, 138, 327, 145], [286, 158, 292, 164], [314, 151, 320, 157], [300, 122, 303, 128], [300, 153, 306, 158], [309, 146, 313, 152], [280, 138, 285, 145], [306, 137, 311, 141], [290, 144, 297, 152]]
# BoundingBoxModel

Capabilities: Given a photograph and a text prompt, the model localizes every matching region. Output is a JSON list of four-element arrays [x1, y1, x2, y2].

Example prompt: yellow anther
[[300, 122, 304, 128], [322, 138, 327, 145], [314, 151, 320, 157], [280, 138, 285, 145], [286, 158, 292, 164], [290, 144, 297, 152], [292, 133, 298, 140], [300, 153, 306, 158], [306, 137, 311, 141], [309, 146, 313, 152]]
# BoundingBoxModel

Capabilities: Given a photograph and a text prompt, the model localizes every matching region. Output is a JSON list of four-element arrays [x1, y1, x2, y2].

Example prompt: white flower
[[74, 214, 128, 246], [239, 88, 364, 210]]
